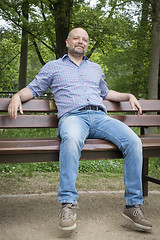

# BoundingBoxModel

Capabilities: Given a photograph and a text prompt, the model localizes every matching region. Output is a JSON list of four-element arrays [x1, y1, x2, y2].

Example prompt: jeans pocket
[[57, 112, 71, 138]]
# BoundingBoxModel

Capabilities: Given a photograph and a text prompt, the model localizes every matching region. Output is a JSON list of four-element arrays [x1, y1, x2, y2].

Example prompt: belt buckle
[[93, 106, 98, 111], [90, 105, 97, 111]]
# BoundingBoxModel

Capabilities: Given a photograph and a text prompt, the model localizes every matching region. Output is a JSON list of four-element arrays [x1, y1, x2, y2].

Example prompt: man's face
[[66, 28, 89, 57]]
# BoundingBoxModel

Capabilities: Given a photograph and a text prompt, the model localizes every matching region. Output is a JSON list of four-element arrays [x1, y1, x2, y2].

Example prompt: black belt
[[79, 105, 104, 112]]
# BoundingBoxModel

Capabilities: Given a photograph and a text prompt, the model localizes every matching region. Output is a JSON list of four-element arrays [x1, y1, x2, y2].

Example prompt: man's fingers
[[135, 103, 142, 116], [131, 103, 135, 110], [19, 104, 23, 115], [130, 101, 142, 116], [8, 102, 23, 120], [11, 106, 18, 120]]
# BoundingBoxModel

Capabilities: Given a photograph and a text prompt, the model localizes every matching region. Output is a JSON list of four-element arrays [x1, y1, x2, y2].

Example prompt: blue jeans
[[57, 110, 144, 206]]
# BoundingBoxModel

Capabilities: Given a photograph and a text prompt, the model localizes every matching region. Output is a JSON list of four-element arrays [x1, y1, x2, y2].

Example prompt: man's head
[[66, 28, 89, 58]]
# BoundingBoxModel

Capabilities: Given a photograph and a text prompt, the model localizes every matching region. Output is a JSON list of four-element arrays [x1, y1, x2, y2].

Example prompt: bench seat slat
[[0, 136, 160, 154]]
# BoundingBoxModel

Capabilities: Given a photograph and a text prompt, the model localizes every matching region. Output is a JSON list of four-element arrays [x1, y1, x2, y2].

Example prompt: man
[[8, 28, 152, 231]]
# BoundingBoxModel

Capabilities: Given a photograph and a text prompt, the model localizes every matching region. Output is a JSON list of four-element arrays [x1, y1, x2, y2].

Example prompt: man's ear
[[66, 39, 68, 48]]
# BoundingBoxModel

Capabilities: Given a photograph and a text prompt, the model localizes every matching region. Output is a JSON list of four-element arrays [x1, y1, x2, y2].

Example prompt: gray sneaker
[[122, 205, 152, 231], [59, 204, 77, 231]]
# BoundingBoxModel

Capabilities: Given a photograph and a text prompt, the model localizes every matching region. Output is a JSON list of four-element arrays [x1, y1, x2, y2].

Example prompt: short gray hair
[[67, 28, 89, 40], [67, 30, 72, 40]]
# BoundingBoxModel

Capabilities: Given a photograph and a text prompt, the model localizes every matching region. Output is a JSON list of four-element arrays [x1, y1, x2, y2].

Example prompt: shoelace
[[59, 204, 78, 220], [133, 206, 145, 220]]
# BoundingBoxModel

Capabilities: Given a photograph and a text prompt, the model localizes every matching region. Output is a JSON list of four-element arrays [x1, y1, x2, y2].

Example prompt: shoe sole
[[121, 213, 152, 231], [59, 223, 76, 231]]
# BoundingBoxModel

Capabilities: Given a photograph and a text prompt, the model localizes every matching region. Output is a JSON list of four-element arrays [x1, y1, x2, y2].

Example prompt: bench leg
[[142, 157, 149, 197]]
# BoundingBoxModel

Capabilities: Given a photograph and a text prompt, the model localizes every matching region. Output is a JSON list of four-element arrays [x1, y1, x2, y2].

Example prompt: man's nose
[[78, 38, 83, 43]]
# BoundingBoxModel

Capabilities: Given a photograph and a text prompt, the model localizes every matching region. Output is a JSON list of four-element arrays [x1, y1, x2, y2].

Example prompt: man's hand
[[8, 94, 23, 120], [129, 94, 142, 116], [106, 90, 142, 116], [8, 87, 34, 120]]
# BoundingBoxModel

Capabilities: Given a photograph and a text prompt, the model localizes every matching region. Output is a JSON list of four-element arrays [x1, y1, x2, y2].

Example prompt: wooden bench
[[0, 98, 160, 197]]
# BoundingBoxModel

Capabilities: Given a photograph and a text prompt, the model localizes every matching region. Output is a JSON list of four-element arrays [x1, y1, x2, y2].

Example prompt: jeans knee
[[61, 131, 84, 150], [126, 135, 142, 156], [131, 135, 142, 148]]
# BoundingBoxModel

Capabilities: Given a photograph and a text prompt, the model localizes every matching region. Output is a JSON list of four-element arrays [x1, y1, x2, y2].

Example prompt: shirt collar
[[62, 54, 88, 61]]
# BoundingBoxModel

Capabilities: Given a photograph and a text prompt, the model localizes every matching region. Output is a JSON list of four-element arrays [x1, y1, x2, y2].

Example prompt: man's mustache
[[75, 44, 84, 49]]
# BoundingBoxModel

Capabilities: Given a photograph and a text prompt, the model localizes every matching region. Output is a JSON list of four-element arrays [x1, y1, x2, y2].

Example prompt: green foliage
[[0, 159, 123, 176], [79, 159, 123, 173], [149, 157, 160, 179], [0, 0, 155, 97], [0, 28, 20, 91], [27, 43, 56, 84], [72, 1, 152, 98], [0, 158, 159, 179], [0, 128, 57, 138], [0, 162, 60, 177]]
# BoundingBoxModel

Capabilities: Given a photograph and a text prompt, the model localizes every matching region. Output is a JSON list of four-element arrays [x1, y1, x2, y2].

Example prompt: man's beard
[[70, 44, 86, 56]]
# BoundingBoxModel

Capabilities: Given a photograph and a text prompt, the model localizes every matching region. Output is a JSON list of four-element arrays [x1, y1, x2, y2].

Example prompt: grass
[[0, 172, 125, 195], [0, 169, 160, 195], [0, 128, 57, 138]]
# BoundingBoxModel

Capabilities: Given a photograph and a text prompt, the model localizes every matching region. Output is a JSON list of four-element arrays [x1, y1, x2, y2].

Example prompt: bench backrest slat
[[0, 98, 160, 129], [104, 100, 160, 112], [0, 98, 56, 112], [1, 98, 160, 112]]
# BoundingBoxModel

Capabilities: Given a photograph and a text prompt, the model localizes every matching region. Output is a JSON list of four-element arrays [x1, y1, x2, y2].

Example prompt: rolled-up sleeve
[[99, 68, 109, 99], [26, 62, 53, 98]]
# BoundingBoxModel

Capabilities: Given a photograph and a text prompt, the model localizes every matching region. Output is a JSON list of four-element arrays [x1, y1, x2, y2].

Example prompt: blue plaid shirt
[[27, 54, 109, 118]]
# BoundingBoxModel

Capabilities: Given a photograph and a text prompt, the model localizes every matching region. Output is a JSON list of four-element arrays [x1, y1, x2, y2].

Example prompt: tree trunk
[[132, 0, 149, 86], [18, 0, 29, 90], [148, 0, 160, 100], [148, 0, 160, 134], [136, 0, 149, 59], [53, 0, 73, 59]]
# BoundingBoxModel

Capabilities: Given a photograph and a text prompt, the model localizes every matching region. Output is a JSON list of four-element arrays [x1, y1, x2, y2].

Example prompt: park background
[[0, 0, 159, 194]]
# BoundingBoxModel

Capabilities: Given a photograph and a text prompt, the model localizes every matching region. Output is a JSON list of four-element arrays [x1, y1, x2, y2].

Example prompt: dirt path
[[0, 191, 160, 240]]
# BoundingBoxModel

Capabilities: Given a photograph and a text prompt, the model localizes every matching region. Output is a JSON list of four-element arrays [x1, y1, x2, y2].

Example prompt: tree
[[132, 0, 150, 97], [0, 0, 156, 99], [78, 0, 151, 98], [0, 0, 30, 90], [0, 0, 84, 59], [52, 0, 73, 58], [0, 28, 20, 91], [148, 0, 160, 100], [0, 0, 77, 89], [19, 0, 29, 90]]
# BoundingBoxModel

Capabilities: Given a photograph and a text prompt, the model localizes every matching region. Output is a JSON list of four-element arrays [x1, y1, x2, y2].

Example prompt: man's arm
[[106, 90, 142, 115], [8, 87, 34, 120]]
